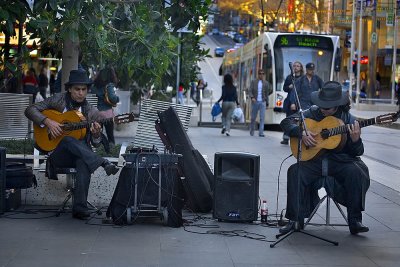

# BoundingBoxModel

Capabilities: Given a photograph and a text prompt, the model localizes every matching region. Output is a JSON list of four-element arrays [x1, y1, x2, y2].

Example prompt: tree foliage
[[23, 0, 211, 94]]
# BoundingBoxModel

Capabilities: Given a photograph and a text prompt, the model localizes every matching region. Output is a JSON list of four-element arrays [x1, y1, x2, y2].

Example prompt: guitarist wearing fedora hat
[[25, 69, 120, 220], [280, 81, 370, 235]]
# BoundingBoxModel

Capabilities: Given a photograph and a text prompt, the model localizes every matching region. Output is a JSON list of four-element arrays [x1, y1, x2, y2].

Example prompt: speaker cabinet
[[213, 152, 260, 222]]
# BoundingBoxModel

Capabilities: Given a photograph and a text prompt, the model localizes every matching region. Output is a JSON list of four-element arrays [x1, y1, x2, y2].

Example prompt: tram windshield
[[273, 35, 335, 92]]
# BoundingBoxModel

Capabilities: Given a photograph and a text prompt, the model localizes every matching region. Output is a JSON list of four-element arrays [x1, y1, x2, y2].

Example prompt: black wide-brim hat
[[311, 81, 349, 109], [64, 69, 92, 86]]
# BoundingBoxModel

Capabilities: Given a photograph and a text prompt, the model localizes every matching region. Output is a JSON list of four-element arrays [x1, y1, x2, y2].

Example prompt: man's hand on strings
[[90, 122, 102, 139], [301, 130, 318, 147], [44, 118, 63, 139], [348, 120, 361, 143]]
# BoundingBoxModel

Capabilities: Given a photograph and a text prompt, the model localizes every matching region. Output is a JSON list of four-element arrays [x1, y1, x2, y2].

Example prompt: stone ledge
[[21, 166, 119, 207]]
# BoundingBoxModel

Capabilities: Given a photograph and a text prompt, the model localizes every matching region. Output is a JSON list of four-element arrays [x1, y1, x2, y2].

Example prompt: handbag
[[104, 83, 117, 107]]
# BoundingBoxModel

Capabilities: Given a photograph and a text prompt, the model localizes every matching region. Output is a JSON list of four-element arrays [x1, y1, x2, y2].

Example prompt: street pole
[[356, 0, 364, 106], [368, 2, 377, 100], [391, 7, 398, 105], [176, 32, 182, 104], [349, 0, 357, 103]]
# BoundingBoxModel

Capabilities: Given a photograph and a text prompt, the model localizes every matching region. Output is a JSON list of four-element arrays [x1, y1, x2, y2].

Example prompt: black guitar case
[[6, 162, 37, 189], [156, 107, 213, 213]]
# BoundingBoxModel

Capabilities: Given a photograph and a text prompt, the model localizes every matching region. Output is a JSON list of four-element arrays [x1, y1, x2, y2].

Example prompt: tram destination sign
[[275, 35, 333, 50]]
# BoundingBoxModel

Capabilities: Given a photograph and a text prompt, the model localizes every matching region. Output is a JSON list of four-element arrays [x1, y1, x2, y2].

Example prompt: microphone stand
[[270, 63, 338, 248]]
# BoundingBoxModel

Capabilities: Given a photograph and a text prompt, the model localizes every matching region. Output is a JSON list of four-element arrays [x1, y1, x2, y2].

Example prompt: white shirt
[[257, 80, 263, 102]]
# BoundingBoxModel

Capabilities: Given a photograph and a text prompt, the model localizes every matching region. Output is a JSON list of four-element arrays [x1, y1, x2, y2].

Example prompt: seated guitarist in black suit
[[280, 81, 370, 235], [25, 69, 119, 220]]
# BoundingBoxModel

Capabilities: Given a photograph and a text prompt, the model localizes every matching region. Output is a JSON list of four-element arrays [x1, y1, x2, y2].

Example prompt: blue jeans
[[178, 91, 184, 104], [250, 101, 266, 135]]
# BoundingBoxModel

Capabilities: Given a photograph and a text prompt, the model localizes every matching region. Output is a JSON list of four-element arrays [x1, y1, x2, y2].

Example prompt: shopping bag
[[232, 107, 244, 123], [211, 102, 222, 121], [211, 102, 222, 116]]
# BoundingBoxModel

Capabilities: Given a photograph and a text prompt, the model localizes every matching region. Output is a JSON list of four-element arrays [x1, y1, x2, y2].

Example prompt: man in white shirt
[[248, 69, 272, 137]]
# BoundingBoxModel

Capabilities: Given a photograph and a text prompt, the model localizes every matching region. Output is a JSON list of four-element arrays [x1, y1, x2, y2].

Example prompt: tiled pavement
[[1, 108, 400, 267]]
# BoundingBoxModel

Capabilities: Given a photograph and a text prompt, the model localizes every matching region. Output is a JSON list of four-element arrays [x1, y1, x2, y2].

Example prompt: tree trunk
[[61, 38, 80, 92], [16, 21, 24, 94]]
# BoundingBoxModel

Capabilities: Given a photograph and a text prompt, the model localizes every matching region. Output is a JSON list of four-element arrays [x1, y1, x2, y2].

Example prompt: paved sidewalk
[[1, 118, 400, 267]]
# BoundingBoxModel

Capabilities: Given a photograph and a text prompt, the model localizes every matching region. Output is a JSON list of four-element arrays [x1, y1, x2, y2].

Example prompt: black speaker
[[213, 152, 260, 222]]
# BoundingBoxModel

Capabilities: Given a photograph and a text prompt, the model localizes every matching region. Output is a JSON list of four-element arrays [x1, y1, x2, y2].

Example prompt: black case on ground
[[5, 162, 36, 189], [156, 107, 213, 213]]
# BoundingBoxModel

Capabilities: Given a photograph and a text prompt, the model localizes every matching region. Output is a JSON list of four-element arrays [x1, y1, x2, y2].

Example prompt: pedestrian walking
[[38, 67, 49, 99], [178, 83, 184, 104], [216, 73, 239, 136], [248, 69, 272, 137], [196, 79, 207, 106], [22, 68, 39, 103]]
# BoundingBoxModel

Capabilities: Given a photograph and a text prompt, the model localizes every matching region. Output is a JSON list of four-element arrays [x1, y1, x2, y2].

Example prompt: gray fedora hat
[[65, 69, 92, 86], [311, 81, 349, 109]]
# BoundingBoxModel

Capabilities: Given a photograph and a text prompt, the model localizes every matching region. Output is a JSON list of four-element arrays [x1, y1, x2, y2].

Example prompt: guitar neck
[[63, 117, 114, 131], [327, 117, 376, 137]]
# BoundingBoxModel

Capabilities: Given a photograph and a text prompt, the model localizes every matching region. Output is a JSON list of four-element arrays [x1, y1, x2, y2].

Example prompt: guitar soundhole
[[320, 129, 330, 139]]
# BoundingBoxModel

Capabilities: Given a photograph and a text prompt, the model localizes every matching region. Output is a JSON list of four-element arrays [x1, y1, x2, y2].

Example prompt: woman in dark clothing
[[216, 74, 240, 136], [93, 67, 120, 145]]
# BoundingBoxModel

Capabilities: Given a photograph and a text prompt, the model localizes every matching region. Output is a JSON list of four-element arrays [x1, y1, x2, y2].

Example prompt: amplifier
[[122, 153, 180, 167]]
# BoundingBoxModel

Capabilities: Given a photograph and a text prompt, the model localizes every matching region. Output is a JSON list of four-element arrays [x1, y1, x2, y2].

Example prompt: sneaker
[[280, 139, 289, 145], [226, 132, 230, 136], [250, 131, 254, 136], [221, 128, 226, 134], [259, 134, 265, 137]]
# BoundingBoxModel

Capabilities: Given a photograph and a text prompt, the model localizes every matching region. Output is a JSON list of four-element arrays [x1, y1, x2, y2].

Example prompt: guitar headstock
[[114, 113, 135, 124], [376, 111, 400, 124]]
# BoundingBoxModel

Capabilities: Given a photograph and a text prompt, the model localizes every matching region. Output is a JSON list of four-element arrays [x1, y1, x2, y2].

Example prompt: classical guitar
[[290, 111, 400, 161], [34, 109, 134, 152]]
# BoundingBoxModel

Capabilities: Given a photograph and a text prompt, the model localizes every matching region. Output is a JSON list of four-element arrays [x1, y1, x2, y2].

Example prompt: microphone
[[288, 62, 293, 75]]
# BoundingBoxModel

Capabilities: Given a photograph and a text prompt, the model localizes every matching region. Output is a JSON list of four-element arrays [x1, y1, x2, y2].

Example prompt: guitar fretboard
[[63, 117, 114, 131], [327, 117, 376, 137]]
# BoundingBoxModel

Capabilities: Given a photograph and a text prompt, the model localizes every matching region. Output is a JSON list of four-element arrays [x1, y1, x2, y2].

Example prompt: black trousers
[[103, 122, 115, 144], [49, 137, 105, 212], [285, 157, 370, 223]]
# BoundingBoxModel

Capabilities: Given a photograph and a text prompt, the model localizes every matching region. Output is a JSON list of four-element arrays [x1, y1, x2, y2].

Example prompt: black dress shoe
[[72, 211, 90, 220], [349, 221, 369, 235], [279, 220, 304, 234], [103, 161, 119, 176]]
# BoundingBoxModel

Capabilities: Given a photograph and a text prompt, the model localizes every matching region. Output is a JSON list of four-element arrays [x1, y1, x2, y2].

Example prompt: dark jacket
[[294, 75, 324, 110], [248, 79, 272, 105], [283, 74, 302, 115], [94, 83, 120, 111], [217, 85, 239, 105]]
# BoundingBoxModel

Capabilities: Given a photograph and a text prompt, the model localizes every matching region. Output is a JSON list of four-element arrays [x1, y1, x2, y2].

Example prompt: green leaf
[[49, 0, 58, 10], [0, 9, 9, 20]]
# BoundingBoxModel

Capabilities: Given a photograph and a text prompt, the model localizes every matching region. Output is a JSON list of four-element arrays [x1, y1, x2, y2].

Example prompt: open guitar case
[[156, 107, 213, 213]]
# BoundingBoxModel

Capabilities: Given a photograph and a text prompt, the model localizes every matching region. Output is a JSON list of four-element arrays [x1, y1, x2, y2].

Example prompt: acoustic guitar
[[34, 109, 134, 152], [290, 111, 400, 161]]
